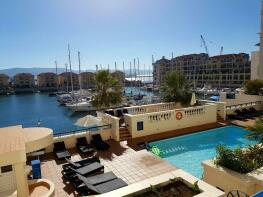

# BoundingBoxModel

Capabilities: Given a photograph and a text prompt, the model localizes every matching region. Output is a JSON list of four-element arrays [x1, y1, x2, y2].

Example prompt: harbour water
[[0, 87, 154, 134]]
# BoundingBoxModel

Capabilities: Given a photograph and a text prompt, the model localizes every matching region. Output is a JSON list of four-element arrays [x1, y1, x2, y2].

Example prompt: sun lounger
[[77, 172, 117, 185], [241, 109, 254, 119], [78, 175, 127, 194], [62, 157, 100, 172], [53, 142, 71, 160], [123, 108, 128, 114], [63, 162, 104, 180], [91, 134, 110, 151], [72, 172, 118, 189], [116, 109, 123, 117], [249, 108, 263, 116], [69, 162, 104, 176], [76, 137, 94, 154], [235, 110, 249, 120]]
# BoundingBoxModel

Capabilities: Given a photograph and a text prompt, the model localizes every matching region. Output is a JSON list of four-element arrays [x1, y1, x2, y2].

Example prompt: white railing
[[126, 102, 178, 115]]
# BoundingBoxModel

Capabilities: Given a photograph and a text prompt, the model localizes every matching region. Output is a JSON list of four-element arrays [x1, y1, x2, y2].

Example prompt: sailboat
[[65, 51, 94, 111]]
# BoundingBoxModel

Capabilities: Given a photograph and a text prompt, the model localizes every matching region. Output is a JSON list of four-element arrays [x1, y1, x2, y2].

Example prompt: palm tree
[[160, 71, 192, 105], [91, 70, 123, 108], [246, 119, 263, 143]]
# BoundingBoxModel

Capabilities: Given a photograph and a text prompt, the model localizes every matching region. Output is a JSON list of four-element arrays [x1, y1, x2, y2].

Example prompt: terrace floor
[[36, 140, 176, 197], [231, 116, 262, 127]]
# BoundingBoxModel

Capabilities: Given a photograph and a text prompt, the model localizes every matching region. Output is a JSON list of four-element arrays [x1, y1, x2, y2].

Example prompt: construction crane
[[201, 35, 224, 56], [200, 35, 209, 56]]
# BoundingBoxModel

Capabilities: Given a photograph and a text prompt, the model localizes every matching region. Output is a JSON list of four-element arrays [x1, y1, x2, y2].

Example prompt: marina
[[0, 87, 154, 134]]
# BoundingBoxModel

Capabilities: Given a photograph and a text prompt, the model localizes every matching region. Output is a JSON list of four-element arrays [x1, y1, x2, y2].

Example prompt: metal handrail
[[53, 124, 112, 137]]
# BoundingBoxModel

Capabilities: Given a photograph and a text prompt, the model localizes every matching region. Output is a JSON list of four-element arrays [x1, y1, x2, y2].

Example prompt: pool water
[[149, 125, 257, 178]]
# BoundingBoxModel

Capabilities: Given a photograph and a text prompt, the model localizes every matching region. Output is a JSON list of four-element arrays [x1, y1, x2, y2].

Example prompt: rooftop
[[0, 125, 25, 155], [0, 126, 53, 165]]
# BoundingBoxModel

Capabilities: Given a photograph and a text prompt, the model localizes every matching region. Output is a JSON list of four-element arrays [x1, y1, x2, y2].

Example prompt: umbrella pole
[[88, 130, 91, 143]]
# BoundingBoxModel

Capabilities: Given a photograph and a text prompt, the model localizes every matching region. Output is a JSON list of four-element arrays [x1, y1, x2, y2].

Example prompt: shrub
[[244, 80, 263, 95], [246, 119, 263, 143], [215, 145, 263, 173], [192, 181, 201, 193]]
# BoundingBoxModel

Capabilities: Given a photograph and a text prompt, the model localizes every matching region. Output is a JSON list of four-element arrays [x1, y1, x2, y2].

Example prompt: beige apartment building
[[58, 72, 79, 91], [153, 53, 251, 89], [37, 72, 58, 92], [0, 74, 10, 94], [79, 72, 95, 89], [251, 2, 263, 80], [153, 56, 171, 86], [13, 73, 35, 93]]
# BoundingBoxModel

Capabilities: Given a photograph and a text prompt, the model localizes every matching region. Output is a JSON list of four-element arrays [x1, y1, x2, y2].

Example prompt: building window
[[1, 165, 13, 173], [137, 121, 144, 131]]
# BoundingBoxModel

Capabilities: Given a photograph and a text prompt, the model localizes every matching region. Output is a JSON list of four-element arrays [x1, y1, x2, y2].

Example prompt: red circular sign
[[176, 112, 183, 120]]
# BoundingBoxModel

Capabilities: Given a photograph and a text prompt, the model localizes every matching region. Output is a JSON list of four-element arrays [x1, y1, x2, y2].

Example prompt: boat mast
[[144, 63, 146, 93], [122, 61, 125, 87], [65, 63, 69, 93], [55, 61, 58, 91], [152, 55, 154, 92], [68, 44, 74, 93], [133, 58, 136, 94], [78, 51, 82, 95], [130, 61, 132, 95], [137, 58, 140, 95]]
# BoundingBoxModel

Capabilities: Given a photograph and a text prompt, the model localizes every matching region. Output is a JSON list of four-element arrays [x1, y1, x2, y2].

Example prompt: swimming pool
[[149, 125, 257, 178]]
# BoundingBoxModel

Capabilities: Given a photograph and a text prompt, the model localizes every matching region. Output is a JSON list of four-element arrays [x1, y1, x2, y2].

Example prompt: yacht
[[65, 97, 97, 111], [56, 94, 73, 105]]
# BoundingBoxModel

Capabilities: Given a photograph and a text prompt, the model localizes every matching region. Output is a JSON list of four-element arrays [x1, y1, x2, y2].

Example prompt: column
[[14, 162, 29, 197]]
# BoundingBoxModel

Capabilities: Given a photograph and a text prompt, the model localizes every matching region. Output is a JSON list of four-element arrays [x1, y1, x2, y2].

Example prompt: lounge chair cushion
[[65, 158, 81, 168], [69, 162, 104, 176], [79, 146, 94, 154], [77, 172, 117, 186], [77, 137, 88, 146], [54, 142, 67, 152], [91, 134, 110, 151], [84, 178, 127, 194], [62, 157, 100, 171], [55, 150, 71, 159]]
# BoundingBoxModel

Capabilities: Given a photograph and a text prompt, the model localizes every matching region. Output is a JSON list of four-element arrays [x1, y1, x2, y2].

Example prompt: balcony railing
[[53, 124, 112, 137]]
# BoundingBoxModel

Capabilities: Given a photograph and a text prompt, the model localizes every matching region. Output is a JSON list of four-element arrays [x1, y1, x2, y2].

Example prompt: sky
[[0, 0, 261, 70]]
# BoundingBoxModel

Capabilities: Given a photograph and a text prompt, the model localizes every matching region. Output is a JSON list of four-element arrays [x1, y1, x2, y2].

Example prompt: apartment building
[[58, 72, 79, 91], [13, 73, 35, 93], [153, 56, 171, 86], [153, 53, 251, 89], [0, 74, 9, 94], [37, 72, 58, 92], [79, 72, 95, 89]]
